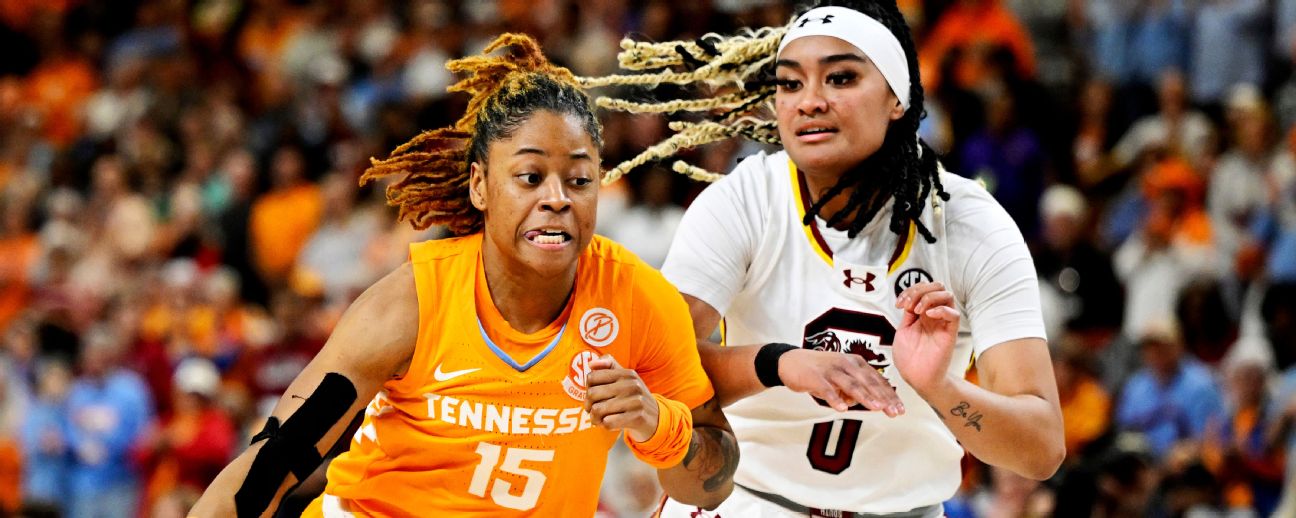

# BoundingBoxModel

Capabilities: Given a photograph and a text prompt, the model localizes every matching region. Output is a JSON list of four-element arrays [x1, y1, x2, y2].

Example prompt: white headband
[[777, 6, 912, 110]]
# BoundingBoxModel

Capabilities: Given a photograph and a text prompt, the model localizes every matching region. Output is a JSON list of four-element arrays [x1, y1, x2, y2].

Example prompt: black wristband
[[755, 343, 798, 388]]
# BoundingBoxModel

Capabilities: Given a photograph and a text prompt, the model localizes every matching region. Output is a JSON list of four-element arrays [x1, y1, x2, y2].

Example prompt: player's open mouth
[[795, 125, 838, 143], [524, 229, 572, 246], [795, 126, 837, 136]]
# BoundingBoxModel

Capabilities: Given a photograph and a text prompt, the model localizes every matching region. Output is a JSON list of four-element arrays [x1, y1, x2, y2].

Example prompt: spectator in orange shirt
[[249, 145, 323, 287], [137, 260, 218, 359], [236, 0, 306, 76], [0, 363, 24, 515], [1141, 156, 1213, 247], [919, 0, 1036, 91], [22, 24, 97, 148], [0, 189, 39, 335], [1202, 358, 1284, 515], [1054, 344, 1112, 460], [1114, 157, 1221, 340]]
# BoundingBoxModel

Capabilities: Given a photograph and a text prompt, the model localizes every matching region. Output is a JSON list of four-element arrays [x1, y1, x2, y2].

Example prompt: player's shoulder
[[936, 167, 1020, 237], [582, 235, 664, 287], [582, 236, 684, 310], [734, 149, 792, 187], [583, 234, 639, 268], [409, 233, 482, 264], [936, 169, 995, 205], [697, 149, 789, 199], [730, 149, 789, 180], [405, 234, 478, 309]]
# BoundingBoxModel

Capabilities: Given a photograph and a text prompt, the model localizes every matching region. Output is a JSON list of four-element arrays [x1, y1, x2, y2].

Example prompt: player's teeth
[[535, 234, 563, 245]]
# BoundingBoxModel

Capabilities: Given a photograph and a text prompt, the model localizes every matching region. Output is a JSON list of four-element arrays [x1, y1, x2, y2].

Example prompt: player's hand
[[585, 355, 659, 443], [778, 348, 904, 416], [892, 281, 961, 397]]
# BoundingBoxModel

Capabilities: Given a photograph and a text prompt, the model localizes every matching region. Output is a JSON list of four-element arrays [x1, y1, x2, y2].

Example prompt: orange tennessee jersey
[[303, 233, 713, 517]]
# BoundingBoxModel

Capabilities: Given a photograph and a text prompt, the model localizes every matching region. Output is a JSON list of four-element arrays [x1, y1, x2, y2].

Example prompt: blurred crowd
[[2, 0, 1296, 517]]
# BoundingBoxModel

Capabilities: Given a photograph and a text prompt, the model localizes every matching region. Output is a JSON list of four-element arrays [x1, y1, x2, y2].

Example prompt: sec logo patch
[[562, 350, 599, 401], [894, 268, 934, 296], [579, 307, 619, 347]]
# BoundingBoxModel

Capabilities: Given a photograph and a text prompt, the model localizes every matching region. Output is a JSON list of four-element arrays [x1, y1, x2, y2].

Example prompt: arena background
[[2, 0, 1296, 516]]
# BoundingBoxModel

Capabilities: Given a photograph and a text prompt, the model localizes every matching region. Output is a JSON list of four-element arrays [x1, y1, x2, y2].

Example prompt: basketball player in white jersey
[[584, 1, 1065, 516]]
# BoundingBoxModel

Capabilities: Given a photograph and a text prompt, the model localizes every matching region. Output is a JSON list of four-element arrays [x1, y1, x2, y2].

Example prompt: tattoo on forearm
[[683, 435, 699, 465], [949, 401, 983, 431], [679, 399, 738, 493], [683, 426, 739, 492]]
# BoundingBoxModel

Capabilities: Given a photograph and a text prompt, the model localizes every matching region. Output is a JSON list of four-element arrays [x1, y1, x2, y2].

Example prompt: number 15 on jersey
[[469, 443, 554, 511]]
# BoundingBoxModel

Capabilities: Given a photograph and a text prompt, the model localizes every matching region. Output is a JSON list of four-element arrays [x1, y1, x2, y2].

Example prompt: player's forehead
[[485, 110, 599, 163]]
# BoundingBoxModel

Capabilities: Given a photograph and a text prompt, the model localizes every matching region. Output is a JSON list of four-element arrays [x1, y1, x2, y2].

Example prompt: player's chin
[[789, 143, 863, 175], [518, 242, 580, 274]]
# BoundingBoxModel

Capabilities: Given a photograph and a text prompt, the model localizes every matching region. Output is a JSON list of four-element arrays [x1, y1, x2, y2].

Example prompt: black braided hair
[[796, 0, 949, 242]]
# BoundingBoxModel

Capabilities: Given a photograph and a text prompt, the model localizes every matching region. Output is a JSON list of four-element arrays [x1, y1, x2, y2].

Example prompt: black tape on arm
[[234, 372, 358, 518]]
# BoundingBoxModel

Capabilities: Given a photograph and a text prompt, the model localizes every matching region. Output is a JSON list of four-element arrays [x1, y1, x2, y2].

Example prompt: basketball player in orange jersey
[[189, 33, 737, 517]]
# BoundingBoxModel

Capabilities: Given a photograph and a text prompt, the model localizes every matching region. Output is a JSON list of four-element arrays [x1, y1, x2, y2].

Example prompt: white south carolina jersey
[[662, 150, 1046, 513]]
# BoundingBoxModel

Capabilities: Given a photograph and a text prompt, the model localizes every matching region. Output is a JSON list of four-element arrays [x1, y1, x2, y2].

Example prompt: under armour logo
[[843, 269, 875, 291], [798, 14, 835, 27]]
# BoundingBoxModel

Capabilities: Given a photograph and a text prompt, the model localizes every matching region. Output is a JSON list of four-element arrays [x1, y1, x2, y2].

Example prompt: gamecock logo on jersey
[[804, 330, 888, 366], [802, 309, 898, 410], [579, 307, 619, 347], [562, 350, 599, 401], [805, 329, 844, 352]]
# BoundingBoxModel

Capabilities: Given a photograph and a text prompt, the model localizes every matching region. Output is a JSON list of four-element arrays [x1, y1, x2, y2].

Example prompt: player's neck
[[802, 168, 874, 232], [800, 158, 896, 233], [480, 247, 576, 334]]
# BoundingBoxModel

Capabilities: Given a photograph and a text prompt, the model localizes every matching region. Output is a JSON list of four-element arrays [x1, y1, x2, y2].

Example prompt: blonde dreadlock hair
[[582, 0, 950, 244], [578, 26, 786, 184], [362, 33, 602, 236]]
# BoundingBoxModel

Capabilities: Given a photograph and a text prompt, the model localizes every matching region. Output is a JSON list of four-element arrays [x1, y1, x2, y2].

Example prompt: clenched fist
[[584, 355, 659, 442]]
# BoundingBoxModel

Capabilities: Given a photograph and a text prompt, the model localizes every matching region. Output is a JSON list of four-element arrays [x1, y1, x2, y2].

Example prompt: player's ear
[[469, 161, 487, 211], [889, 96, 905, 121]]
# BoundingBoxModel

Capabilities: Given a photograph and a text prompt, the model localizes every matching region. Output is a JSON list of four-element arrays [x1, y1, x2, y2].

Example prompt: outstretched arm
[[684, 295, 904, 415], [190, 264, 419, 517]]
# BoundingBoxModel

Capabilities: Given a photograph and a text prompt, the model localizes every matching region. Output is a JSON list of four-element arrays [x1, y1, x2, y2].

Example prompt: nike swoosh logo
[[433, 364, 480, 382]]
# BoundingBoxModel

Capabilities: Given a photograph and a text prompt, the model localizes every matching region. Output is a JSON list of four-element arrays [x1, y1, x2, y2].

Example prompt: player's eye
[[827, 71, 857, 86], [517, 173, 541, 185], [775, 78, 802, 92]]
